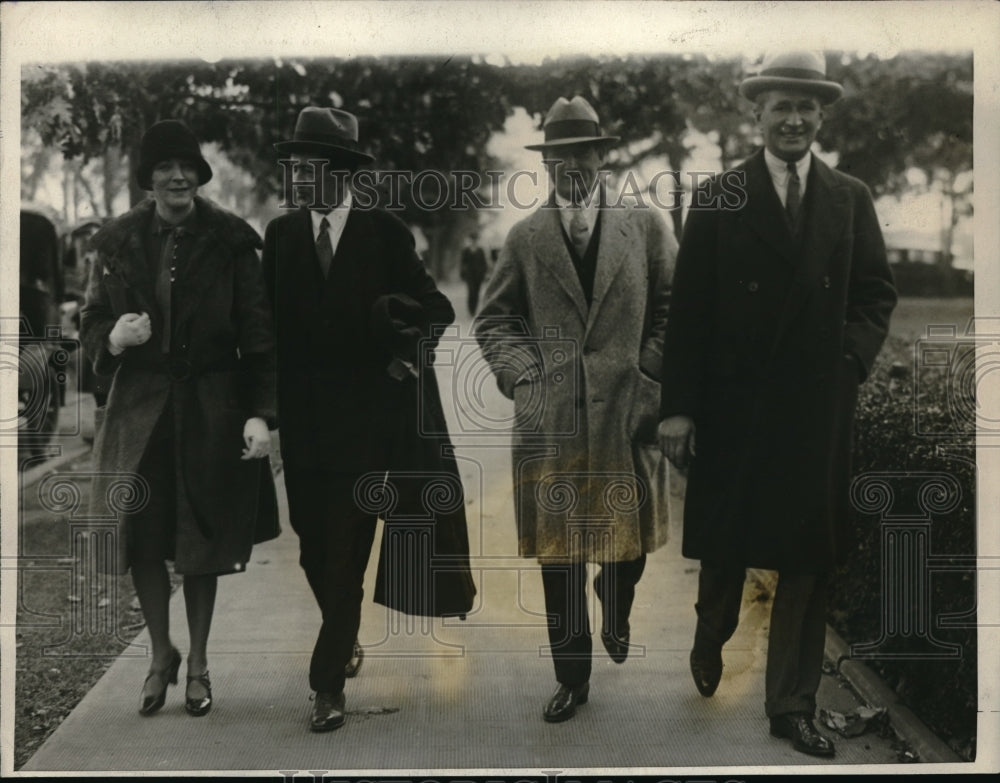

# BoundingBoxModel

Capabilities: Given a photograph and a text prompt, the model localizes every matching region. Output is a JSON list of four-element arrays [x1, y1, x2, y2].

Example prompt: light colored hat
[[740, 51, 844, 105], [524, 96, 620, 151]]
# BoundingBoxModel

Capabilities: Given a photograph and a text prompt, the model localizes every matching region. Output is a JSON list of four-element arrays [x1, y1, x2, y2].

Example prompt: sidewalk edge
[[746, 568, 962, 764], [18, 442, 92, 491]]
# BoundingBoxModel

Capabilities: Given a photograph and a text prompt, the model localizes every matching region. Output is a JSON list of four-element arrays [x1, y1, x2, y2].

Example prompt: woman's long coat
[[660, 151, 897, 572], [475, 202, 676, 564], [81, 197, 279, 576]]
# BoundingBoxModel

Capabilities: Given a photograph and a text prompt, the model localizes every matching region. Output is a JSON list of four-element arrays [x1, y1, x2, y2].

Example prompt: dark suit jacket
[[660, 150, 897, 571], [262, 205, 454, 474]]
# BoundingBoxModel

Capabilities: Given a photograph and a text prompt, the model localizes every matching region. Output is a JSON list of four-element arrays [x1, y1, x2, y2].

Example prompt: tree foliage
[[22, 51, 973, 270]]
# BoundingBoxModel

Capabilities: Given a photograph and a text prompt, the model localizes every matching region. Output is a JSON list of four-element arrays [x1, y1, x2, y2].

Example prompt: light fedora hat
[[274, 106, 375, 163], [740, 51, 844, 105], [524, 96, 620, 151]]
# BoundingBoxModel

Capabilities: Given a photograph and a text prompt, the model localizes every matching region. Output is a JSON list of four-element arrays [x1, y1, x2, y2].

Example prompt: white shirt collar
[[764, 148, 811, 187], [310, 189, 353, 252]]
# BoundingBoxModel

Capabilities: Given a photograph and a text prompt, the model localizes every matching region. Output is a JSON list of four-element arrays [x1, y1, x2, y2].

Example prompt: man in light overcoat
[[475, 96, 676, 722], [659, 52, 897, 757]]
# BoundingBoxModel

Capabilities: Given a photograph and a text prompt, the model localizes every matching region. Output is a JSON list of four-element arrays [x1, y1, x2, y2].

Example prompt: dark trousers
[[540, 555, 646, 686], [693, 562, 828, 717], [284, 468, 377, 695]]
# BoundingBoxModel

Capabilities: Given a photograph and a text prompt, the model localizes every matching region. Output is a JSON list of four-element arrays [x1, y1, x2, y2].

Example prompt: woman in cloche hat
[[81, 120, 280, 718]]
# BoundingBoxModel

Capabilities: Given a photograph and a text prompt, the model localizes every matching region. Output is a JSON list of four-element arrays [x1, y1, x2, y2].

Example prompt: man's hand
[[241, 417, 271, 460], [659, 415, 696, 470], [108, 312, 151, 355]]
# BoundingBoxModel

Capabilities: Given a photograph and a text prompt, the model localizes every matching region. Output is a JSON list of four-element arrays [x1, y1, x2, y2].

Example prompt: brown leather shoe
[[310, 691, 346, 732], [345, 640, 364, 678], [542, 682, 589, 723], [689, 648, 723, 697], [769, 713, 836, 757]]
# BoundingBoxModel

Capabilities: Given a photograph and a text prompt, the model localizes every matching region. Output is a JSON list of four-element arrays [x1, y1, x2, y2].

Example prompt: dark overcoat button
[[748, 281, 759, 292]]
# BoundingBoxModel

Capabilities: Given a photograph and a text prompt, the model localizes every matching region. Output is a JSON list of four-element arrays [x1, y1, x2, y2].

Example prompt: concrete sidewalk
[[19, 287, 947, 774]]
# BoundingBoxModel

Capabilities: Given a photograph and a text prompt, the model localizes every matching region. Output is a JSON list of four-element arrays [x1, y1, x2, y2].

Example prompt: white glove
[[241, 417, 271, 460], [108, 312, 151, 355]]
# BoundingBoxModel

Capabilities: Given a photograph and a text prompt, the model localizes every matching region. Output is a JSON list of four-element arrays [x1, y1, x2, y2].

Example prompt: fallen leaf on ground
[[819, 706, 888, 737]]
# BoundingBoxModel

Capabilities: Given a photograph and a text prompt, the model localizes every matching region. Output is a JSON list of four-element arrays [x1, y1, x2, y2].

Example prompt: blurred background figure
[[459, 232, 488, 316]]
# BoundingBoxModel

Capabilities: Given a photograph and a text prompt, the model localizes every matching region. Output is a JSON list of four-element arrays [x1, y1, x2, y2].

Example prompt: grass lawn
[[13, 461, 183, 770]]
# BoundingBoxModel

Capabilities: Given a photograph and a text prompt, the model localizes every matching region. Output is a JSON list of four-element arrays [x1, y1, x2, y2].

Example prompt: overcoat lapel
[[172, 199, 230, 335], [106, 203, 157, 316], [738, 150, 798, 266], [767, 156, 850, 359], [321, 206, 368, 309], [291, 207, 325, 290], [529, 206, 589, 324], [585, 206, 630, 337]]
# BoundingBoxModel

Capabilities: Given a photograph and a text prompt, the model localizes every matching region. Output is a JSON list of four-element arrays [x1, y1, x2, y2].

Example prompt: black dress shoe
[[542, 682, 589, 723], [139, 648, 181, 716], [594, 573, 630, 663], [769, 713, 836, 757], [310, 691, 346, 732], [345, 640, 364, 678], [600, 628, 630, 664], [689, 648, 723, 697], [185, 671, 213, 717]]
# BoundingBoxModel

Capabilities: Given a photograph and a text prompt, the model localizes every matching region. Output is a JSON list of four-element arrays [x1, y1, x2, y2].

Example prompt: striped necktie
[[316, 216, 334, 278], [786, 161, 802, 227]]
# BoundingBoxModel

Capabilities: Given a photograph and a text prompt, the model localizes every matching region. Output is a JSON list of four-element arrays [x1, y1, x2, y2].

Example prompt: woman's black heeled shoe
[[139, 648, 181, 716], [185, 671, 213, 716]]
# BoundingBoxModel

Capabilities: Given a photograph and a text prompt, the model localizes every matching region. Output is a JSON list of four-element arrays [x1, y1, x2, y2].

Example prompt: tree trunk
[[937, 180, 957, 296], [127, 138, 144, 207], [103, 144, 122, 216]]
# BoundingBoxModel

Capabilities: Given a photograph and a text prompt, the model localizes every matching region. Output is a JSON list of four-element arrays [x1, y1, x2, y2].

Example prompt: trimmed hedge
[[830, 320, 977, 761]]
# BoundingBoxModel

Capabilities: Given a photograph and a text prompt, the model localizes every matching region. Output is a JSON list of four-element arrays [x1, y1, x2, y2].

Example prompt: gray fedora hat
[[524, 96, 620, 151], [274, 106, 375, 163], [740, 51, 844, 105]]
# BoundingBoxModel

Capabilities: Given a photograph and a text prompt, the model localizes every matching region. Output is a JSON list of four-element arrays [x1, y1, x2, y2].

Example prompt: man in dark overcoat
[[659, 52, 897, 757], [263, 107, 457, 732], [476, 96, 676, 723]]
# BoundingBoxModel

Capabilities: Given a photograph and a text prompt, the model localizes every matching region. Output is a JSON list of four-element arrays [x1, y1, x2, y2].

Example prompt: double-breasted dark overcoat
[[660, 150, 897, 572], [475, 201, 676, 564], [81, 196, 279, 576]]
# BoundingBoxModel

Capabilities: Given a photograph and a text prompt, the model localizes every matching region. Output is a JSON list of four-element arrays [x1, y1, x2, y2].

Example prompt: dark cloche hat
[[740, 51, 844, 105], [274, 106, 375, 164], [524, 96, 620, 151], [136, 120, 213, 190]]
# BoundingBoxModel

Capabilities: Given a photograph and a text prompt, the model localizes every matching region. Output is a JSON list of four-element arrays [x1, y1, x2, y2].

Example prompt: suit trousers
[[540, 555, 646, 686], [693, 562, 828, 717], [283, 468, 377, 695]]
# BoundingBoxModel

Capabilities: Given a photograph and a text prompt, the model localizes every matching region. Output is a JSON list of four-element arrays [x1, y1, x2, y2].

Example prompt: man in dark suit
[[658, 53, 897, 757], [263, 107, 455, 732]]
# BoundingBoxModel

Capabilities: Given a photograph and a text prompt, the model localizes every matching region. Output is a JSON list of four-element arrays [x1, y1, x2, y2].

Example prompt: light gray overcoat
[[475, 200, 676, 563]]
